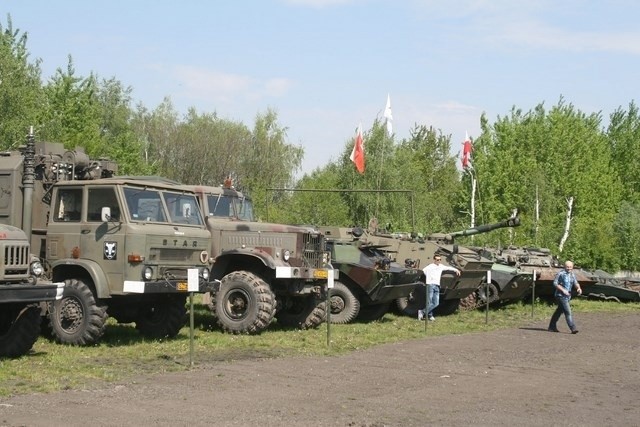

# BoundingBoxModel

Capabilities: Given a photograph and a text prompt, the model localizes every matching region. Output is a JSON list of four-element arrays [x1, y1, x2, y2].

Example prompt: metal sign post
[[485, 270, 491, 324], [424, 283, 429, 332], [187, 268, 199, 367], [326, 266, 335, 347], [531, 270, 536, 318]]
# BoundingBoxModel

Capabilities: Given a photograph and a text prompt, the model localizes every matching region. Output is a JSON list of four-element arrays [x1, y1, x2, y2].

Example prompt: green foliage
[[0, 16, 44, 148], [472, 99, 623, 269]]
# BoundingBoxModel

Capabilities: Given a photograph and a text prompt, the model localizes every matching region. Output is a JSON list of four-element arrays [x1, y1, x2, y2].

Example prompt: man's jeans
[[549, 295, 576, 331], [426, 284, 440, 317]]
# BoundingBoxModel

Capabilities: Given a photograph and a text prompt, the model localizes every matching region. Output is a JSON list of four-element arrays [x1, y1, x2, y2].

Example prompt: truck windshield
[[164, 192, 204, 225], [207, 194, 255, 221], [124, 187, 167, 223], [235, 197, 254, 221]]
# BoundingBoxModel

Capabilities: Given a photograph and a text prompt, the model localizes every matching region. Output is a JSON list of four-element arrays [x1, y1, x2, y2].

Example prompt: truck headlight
[[30, 260, 44, 277], [143, 267, 153, 280], [201, 267, 210, 281], [282, 250, 291, 262]]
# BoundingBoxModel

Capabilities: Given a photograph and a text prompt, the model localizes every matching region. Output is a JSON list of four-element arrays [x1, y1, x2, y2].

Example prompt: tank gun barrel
[[446, 217, 521, 240]]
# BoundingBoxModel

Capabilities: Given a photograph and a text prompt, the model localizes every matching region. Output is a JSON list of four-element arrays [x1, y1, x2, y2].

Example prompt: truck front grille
[[302, 233, 326, 268], [1, 242, 30, 279]]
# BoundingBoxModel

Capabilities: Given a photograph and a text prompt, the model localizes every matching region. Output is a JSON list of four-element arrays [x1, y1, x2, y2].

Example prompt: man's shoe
[[428, 316, 435, 322], [417, 310, 424, 321], [571, 329, 579, 334], [548, 327, 560, 332]]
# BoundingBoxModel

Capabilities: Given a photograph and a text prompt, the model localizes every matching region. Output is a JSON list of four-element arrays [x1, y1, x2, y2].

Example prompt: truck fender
[[49, 258, 110, 299], [210, 248, 277, 279]]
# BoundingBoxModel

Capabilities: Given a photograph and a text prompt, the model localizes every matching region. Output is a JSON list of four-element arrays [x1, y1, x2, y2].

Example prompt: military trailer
[[318, 226, 423, 323], [189, 183, 332, 334], [0, 132, 214, 346], [0, 224, 63, 357], [359, 217, 520, 317]]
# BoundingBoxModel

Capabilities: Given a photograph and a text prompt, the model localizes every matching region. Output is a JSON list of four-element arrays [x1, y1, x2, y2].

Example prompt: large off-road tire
[[275, 295, 326, 330], [135, 296, 187, 339], [355, 302, 390, 322], [434, 298, 461, 316], [212, 271, 276, 334], [477, 282, 500, 305], [328, 281, 360, 324], [0, 304, 41, 358], [395, 283, 426, 317], [48, 279, 108, 346]]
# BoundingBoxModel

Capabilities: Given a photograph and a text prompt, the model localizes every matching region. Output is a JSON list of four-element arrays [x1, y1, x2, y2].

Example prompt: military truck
[[317, 226, 423, 323], [0, 131, 214, 346], [0, 224, 63, 357], [189, 183, 332, 334], [359, 217, 521, 317]]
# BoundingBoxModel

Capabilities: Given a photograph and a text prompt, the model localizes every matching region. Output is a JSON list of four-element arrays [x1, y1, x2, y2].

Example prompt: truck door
[[47, 187, 83, 263], [81, 186, 126, 294]]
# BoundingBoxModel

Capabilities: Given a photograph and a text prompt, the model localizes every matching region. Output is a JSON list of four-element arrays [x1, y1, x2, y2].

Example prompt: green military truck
[[189, 182, 332, 334], [0, 132, 215, 346], [0, 224, 62, 357]]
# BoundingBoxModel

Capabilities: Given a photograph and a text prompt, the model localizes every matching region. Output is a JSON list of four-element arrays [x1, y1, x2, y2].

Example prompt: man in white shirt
[[418, 255, 461, 321]]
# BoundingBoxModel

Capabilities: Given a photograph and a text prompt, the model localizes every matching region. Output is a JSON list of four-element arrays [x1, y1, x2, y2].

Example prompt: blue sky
[[3, 0, 639, 175]]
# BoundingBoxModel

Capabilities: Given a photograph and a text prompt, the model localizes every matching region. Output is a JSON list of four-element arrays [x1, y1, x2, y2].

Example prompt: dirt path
[[1, 312, 639, 427]]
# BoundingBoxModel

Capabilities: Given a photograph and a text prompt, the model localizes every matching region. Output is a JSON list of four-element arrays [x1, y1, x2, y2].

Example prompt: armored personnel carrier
[[317, 226, 423, 323], [359, 217, 521, 317]]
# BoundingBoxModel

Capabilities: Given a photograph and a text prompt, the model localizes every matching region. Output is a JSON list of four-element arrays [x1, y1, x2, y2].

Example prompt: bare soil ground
[[1, 311, 639, 427]]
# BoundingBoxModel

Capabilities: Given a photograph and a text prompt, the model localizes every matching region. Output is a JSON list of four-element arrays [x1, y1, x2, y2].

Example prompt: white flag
[[384, 94, 393, 137]]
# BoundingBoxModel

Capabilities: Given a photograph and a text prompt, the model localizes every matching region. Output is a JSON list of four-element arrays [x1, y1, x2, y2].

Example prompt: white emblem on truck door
[[104, 241, 117, 260]]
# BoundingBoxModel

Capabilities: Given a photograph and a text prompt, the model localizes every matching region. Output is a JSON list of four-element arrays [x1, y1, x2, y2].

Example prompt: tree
[[0, 16, 44, 147], [470, 99, 622, 269]]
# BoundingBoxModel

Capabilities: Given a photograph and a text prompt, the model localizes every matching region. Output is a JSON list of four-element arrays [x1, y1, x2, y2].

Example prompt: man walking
[[548, 260, 582, 334], [418, 255, 460, 321]]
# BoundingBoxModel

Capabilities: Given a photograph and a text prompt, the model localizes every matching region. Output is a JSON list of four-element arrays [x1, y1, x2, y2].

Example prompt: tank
[[477, 246, 598, 300], [318, 226, 423, 323], [578, 270, 640, 302], [349, 217, 521, 317]]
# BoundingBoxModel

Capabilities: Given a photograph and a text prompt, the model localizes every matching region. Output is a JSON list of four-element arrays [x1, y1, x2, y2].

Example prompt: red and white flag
[[350, 124, 365, 174], [461, 131, 473, 170]]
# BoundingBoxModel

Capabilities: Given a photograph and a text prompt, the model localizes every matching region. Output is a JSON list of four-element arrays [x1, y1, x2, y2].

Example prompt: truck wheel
[[212, 271, 276, 334], [434, 298, 461, 316], [395, 283, 426, 317], [275, 295, 326, 329], [477, 282, 500, 304], [0, 304, 41, 358], [135, 296, 187, 339], [48, 279, 107, 346], [355, 302, 390, 322], [328, 281, 360, 324]]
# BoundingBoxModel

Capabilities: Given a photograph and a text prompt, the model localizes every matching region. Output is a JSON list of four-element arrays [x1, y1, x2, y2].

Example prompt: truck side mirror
[[101, 207, 111, 222]]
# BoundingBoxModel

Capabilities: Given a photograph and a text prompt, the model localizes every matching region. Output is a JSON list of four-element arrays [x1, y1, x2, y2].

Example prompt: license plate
[[314, 270, 328, 279], [176, 282, 188, 291]]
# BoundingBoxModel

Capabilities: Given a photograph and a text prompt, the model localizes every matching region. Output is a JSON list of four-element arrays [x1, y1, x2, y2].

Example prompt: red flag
[[461, 131, 473, 169], [350, 124, 365, 174]]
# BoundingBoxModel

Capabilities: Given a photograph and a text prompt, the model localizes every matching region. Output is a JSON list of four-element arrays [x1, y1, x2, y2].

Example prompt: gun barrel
[[449, 217, 521, 239]]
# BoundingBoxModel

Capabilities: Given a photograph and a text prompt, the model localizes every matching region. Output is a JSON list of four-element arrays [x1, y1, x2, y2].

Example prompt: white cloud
[[171, 65, 294, 103]]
